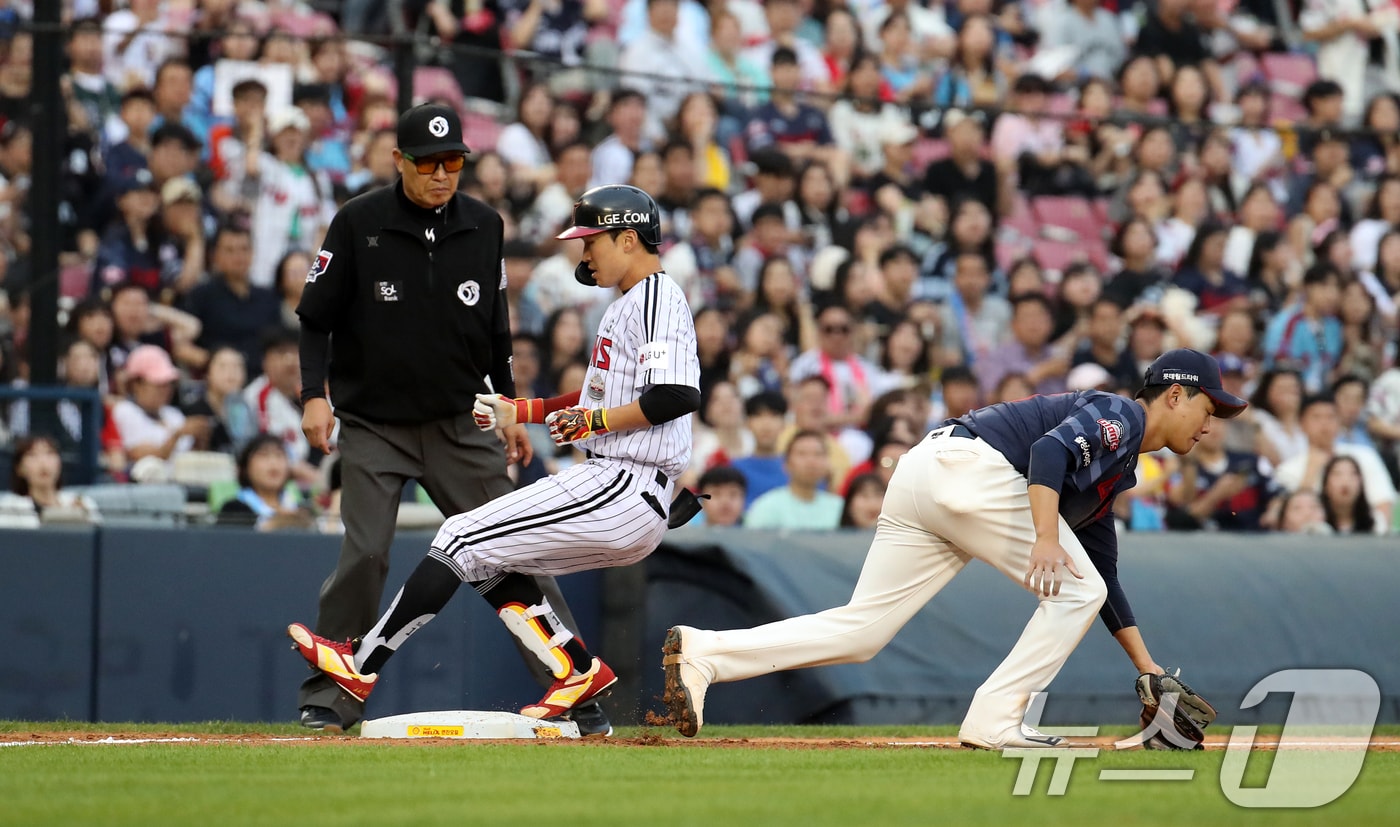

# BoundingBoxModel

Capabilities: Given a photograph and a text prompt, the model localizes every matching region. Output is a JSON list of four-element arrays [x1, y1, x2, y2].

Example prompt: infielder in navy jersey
[[664, 349, 1246, 748], [289, 185, 702, 726]]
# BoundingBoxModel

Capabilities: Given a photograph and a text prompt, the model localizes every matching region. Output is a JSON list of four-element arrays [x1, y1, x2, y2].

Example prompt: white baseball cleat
[[662, 626, 711, 738], [958, 724, 1066, 750]]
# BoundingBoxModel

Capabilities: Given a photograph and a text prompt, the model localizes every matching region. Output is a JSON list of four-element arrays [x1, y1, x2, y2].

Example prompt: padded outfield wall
[[1, 527, 1395, 726]]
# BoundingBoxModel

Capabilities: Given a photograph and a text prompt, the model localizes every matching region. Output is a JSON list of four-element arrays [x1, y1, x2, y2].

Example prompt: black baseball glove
[[1135, 669, 1217, 751]]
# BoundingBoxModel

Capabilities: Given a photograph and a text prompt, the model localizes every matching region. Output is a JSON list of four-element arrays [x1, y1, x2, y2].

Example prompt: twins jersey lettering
[[579, 272, 700, 478]]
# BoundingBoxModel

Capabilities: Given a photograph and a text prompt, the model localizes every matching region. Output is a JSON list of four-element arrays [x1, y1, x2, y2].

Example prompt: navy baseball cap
[[397, 103, 470, 157], [115, 168, 158, 196], [1142, 348, 1248, 418]]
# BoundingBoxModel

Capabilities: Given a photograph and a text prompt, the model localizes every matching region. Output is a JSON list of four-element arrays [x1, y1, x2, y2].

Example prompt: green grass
[[1, 723, 1392, 826]]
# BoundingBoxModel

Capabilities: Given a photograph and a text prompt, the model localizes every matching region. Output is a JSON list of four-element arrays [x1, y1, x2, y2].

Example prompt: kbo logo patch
[[1097, 418, 1124, 451], [306, 249, 333, 283]]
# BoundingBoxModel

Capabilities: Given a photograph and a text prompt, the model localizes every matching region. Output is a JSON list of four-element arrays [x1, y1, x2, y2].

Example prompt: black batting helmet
[[556, 184, 662, 246], [556, 184, 662, 286]]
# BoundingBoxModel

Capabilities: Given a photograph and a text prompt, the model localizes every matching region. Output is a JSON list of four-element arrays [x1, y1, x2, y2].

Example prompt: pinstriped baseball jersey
[[429, 272, 696, 580], [579, 272, 700, 478], [954, 391, 1145, 530]]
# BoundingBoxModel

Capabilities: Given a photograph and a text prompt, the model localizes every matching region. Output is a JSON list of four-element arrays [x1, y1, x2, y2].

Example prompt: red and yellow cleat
[[287, 622, 378, 702], [520, 657, 617, 719]]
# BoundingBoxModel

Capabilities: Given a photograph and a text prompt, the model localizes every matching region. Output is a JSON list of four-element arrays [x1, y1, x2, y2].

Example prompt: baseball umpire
[[293, 103, 609, 735], [663, 349, 1242, 748], [289, 184, 703, 723]]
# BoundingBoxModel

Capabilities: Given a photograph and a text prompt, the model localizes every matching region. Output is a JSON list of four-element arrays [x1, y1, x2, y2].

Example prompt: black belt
[[929, 423, 976, 440], [585, 451, 669, 490]]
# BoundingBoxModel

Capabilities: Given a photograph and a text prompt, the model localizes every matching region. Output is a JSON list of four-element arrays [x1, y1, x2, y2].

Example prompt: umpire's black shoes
[[564, 702, 613, 737], [299, 705, 345, 734]]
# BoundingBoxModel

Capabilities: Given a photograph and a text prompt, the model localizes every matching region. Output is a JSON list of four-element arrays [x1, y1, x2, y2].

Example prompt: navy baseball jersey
[[952, 390, 1146, 632], [953, 391, 1144, 530]]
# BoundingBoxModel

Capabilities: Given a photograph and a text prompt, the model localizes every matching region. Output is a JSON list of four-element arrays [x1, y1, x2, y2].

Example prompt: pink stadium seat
[[995, 239, 1030, 271], [1261, 52, 1318, 98], [60, 263, 92, 300], [911, 138, 949, 173], [270, 10, 338, 39], [1091, 198, 1111, 227], [1031, 195, 1107, 242], [1032, 238, 1110, 275], [1000, 211, 1040, 242], [999, 193, 1037, 239], [413, 66, 466, 112], [462, 109, 505, 152], [1031, 238, 1079, 274], [1269, 93, 1308, 123]]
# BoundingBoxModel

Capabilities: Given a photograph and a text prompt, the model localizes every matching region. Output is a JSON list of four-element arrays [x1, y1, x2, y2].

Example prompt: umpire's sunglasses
[[402, 152, 467, 175]]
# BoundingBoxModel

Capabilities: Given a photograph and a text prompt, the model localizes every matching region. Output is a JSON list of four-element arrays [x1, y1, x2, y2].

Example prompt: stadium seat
[[1262, 52, 1318, 98], [414, 66, 467, 112], [995, 239, 1030, 271], [911, 138, 949, 173], [1091, 198, 1111, 226], [171, 451, 237, 490], [999, 193, 1038, 240], [1031, 238, 1109, 276], [67, 484, 188, 527], [1031, 195, 1108, 243], [1000, 210, 1040, 243], [462, 108, 505, 153], [1269, 93, 1308, 124], [60, 263, 92, 300], [206, 480, 240, 515], [269, 10, 338, 39]]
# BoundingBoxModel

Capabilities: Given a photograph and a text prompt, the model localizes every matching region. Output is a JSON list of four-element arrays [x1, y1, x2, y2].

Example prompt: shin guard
[[496, 599, 575, 680]]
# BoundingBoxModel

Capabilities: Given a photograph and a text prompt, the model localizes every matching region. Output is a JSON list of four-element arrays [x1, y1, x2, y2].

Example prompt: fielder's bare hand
[[501, 423, 533, 466], [1024, 536, 1083, 597], [302, 398, 336, 454]]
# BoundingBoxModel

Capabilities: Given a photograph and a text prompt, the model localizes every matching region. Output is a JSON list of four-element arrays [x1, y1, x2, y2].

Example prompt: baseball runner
[[664, 349, 1244, 748], [289, 185, 702, 721], [291, 103, 605, 735]]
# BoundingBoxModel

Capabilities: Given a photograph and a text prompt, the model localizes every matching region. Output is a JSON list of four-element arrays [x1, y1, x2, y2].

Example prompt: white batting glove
[[473, 393, 519, 431]]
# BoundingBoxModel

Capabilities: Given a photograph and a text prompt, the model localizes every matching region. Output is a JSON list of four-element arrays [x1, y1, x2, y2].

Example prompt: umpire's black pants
[[298, 409, 582, 726]]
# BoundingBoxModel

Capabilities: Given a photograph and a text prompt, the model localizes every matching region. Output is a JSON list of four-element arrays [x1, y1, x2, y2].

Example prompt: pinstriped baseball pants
[[431, 458, 671, 582]]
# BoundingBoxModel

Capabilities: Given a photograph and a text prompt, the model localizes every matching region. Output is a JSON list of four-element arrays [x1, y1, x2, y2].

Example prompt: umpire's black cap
[[1142, 349, 1248, 419], [397, 103, 470, 157]]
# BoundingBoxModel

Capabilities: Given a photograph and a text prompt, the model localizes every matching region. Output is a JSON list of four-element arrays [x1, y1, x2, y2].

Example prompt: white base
[[360, 710, 581, 740]]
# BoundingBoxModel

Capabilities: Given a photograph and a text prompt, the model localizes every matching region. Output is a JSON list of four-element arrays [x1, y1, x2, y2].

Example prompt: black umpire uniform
[[294, 104, 600, 732]]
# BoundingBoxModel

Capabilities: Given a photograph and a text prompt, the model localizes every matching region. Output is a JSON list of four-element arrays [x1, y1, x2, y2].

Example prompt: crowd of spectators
[[2, 0, 1400, 538]]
